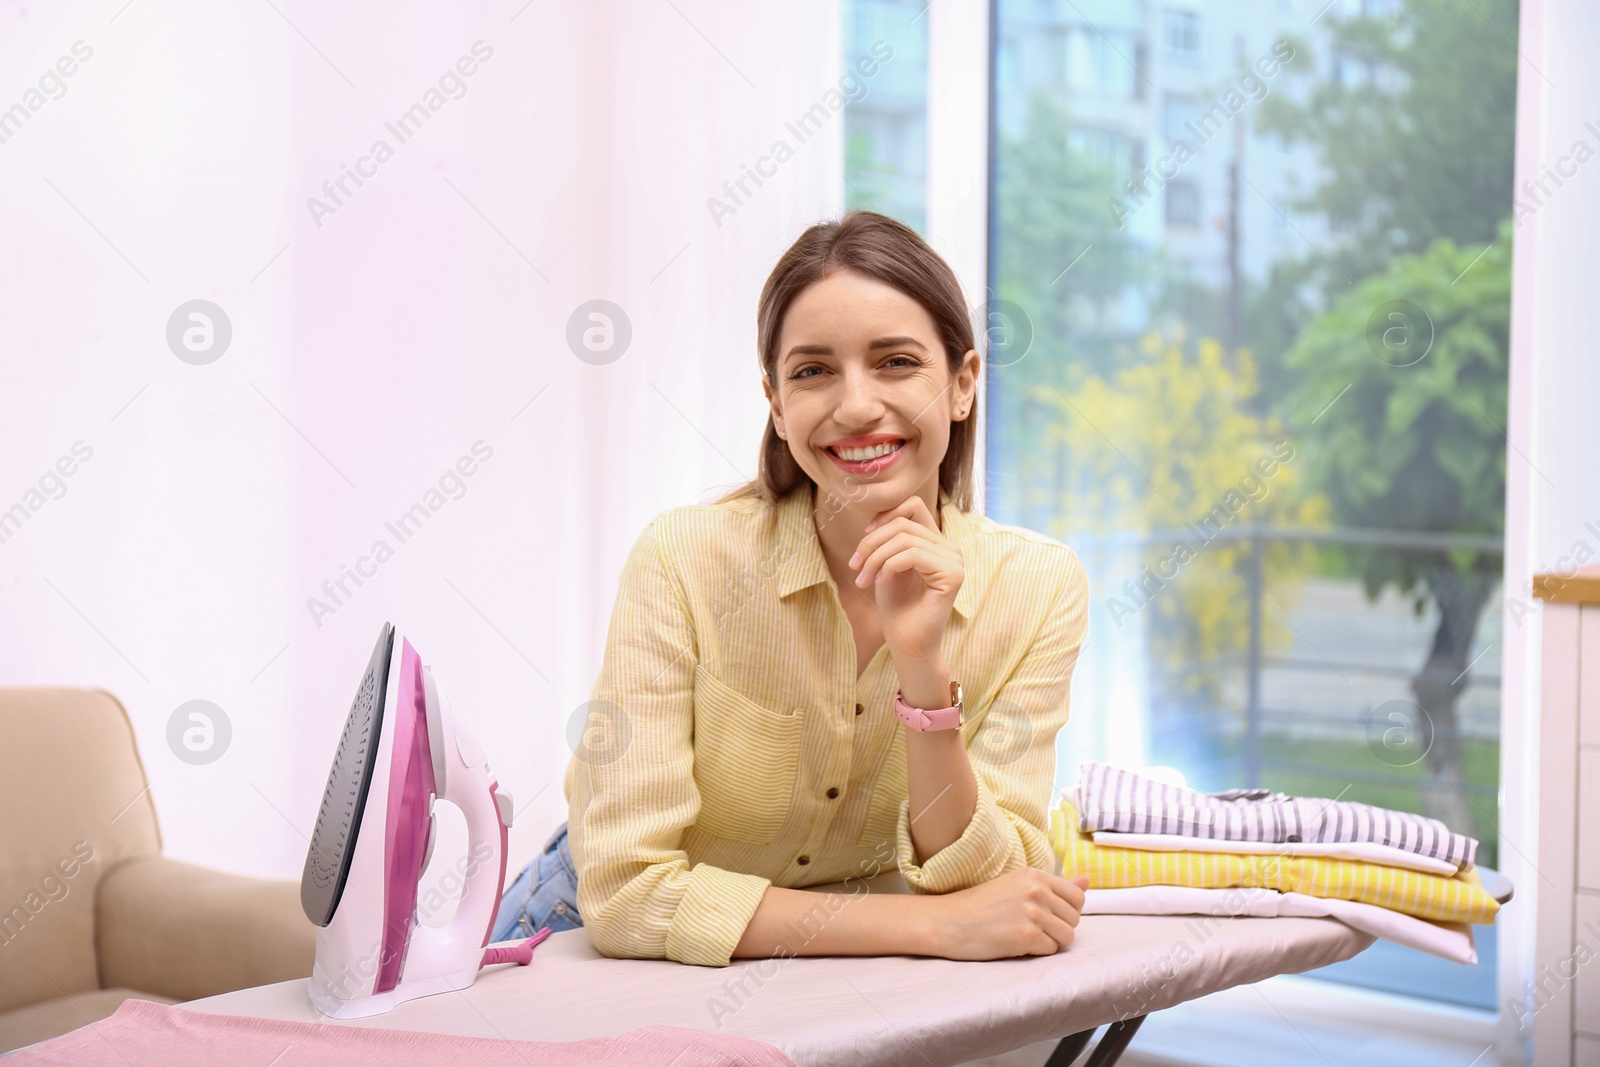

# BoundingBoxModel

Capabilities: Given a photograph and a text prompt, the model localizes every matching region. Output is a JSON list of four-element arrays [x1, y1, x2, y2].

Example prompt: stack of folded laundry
[[1049, 761, 1501, 964]]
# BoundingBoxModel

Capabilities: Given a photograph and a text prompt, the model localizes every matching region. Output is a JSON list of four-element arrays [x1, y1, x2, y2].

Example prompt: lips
[[823, 435, 906, 475]]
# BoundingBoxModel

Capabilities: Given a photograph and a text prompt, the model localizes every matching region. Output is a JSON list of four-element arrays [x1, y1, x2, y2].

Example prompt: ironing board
[[178, 871, 1384, 1067]]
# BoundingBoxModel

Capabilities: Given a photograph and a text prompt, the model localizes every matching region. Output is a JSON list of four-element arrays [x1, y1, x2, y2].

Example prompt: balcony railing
[[1066, 522, 1504, 794]]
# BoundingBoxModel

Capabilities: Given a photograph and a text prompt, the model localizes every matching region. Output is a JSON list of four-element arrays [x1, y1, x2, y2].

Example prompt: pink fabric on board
[[7, 998, 800, 1067]]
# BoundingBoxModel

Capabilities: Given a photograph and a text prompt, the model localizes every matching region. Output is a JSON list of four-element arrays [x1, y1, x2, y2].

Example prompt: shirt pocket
[[690, 664, 805, 845]]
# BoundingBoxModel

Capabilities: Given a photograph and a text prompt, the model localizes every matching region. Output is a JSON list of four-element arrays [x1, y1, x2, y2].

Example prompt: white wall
[[1501, 0, 1600, 1061], [0, 0, 846, 881]]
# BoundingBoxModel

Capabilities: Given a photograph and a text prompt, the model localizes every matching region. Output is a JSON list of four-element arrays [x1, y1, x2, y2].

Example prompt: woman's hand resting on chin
[[849, 493, 964, 660]]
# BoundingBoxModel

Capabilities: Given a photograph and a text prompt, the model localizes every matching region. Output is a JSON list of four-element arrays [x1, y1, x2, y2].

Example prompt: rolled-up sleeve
[[895, 546, 1090, 894], [566, 519, 772, 966]]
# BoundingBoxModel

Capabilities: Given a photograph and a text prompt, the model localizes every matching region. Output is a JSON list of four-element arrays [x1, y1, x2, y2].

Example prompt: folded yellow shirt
[[1050, 798, 1499, 925]]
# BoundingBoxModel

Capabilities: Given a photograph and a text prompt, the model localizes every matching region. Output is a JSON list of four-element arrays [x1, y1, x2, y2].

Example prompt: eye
[[883, 353, 923, 368], [788, 363, 825, 380]]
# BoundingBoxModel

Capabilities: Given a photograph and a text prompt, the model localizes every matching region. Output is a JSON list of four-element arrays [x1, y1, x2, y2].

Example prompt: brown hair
[[716, 210, 979, 511]]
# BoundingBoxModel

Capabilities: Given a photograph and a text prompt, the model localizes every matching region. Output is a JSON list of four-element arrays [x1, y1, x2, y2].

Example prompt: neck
[[810, 476, 943, 582]]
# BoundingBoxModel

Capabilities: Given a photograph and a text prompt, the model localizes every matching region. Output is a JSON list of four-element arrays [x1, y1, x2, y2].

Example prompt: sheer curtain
[[0, 0, 845, 879]]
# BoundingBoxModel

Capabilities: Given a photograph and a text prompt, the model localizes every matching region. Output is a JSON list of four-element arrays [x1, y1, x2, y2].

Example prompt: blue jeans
[[490, 819, 583, 943]]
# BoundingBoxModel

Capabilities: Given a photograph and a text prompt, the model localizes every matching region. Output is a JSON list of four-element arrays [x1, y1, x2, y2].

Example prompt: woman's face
[[765, 268, 979, 514]]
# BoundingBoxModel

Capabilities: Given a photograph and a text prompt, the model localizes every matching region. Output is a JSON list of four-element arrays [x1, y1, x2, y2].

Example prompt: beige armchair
[[0, 687, 315, 1053]]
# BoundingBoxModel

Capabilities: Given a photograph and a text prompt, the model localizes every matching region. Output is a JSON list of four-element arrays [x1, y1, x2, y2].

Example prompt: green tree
[[1283, 220, 1512, 838], [988, 88, 1143, 523], [1255, 0, 1519, 289], [994, 87, 1142, 386]]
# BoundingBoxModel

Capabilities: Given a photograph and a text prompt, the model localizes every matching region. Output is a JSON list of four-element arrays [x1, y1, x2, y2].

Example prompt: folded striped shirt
[[1051, 797, 1499, 924], [1075, 762, 1478, 868], [1087, 829, 1461, 875]]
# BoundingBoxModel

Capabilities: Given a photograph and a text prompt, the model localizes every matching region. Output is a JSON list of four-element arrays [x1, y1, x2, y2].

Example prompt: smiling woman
[[492, 210, 1093, 969]]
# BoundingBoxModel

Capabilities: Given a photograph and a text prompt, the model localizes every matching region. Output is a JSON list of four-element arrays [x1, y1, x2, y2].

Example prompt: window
[[842, 0, 929, 233], [1163, 93, 1200, 143], [1165, 179, 1200, 227], [1163, 9, 1201, 59], [1043, 25, 1069, 86], [990, 0, 1517, 1013], [1066, 127, 1142, 186], [1087, 29, 1139, 97]]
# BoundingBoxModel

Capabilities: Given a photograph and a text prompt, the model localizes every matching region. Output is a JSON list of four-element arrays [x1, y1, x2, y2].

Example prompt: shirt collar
[[772, 483, 976, 619]]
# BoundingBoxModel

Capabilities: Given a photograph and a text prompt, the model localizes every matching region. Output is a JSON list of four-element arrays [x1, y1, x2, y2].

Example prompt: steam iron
[[300, 621, 544, 1019]]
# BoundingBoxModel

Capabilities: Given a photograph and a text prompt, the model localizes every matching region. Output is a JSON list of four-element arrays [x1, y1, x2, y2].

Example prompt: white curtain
[[0, 0, 844, 879]]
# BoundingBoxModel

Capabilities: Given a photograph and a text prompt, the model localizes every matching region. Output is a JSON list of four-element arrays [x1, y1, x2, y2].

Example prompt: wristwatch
[[894, 681, 964, 731]]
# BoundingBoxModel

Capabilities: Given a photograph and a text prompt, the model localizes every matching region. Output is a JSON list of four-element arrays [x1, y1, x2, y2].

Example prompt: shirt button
[[855, 703, 864, 716], [796, 855, 810, 865], [553, 901, 568, 915], [826, 787, 839, 799]]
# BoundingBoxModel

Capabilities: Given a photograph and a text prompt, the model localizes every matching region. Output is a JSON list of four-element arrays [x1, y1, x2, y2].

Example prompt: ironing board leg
[[1043, 1015, 1146, 1067], [1043, 1029, 1093, 1065]]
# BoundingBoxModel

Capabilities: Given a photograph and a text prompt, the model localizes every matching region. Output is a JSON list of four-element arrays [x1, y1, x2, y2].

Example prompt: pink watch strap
[[894, 689, 962, 731]]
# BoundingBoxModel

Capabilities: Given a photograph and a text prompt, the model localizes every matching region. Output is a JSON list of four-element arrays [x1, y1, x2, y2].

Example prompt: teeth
[[834, 441, 902, 462]]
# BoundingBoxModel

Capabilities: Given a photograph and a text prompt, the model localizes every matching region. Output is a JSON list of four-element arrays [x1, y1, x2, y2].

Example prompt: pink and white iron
[[299, 621, 543, 1019]]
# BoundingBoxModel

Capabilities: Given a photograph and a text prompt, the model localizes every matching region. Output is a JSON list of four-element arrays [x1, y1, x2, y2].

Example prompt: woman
[[491, 210, 1091, 967]]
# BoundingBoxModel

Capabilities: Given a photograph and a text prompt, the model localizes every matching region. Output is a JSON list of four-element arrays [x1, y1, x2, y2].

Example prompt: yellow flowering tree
[[1025, 328, 1330, 717]]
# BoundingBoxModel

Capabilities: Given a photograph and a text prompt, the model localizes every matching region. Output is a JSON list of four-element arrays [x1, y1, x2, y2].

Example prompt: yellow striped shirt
[[563, 483, 1090, 966], [1050, 799, 1500, 924]]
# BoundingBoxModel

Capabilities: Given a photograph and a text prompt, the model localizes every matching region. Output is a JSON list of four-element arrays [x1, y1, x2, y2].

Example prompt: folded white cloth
[[1088, 829, 1461, 876], [1081, 884, 1477, 964]]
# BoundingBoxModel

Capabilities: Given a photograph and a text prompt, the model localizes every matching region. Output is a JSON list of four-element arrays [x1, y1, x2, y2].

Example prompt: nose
[[833, 363, 886, 427]]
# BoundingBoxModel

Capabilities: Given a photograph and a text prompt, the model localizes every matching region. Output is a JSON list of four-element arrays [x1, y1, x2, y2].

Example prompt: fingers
[[1042, 884, 1086, 928], [860, 542, 954, 591], [1035, 911, 1078, 954], [854, 528, 958, 588], [866, 494, 939, 535], [1041, 870, 1089, 912]]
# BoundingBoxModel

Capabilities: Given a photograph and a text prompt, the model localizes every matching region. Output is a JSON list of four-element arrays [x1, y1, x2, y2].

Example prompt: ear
[[761, 373, 786, 438], [951, 348, 981, 421]]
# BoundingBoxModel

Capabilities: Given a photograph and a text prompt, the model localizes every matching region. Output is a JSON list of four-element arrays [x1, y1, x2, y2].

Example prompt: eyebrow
[[784, 336, 928, 360]]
